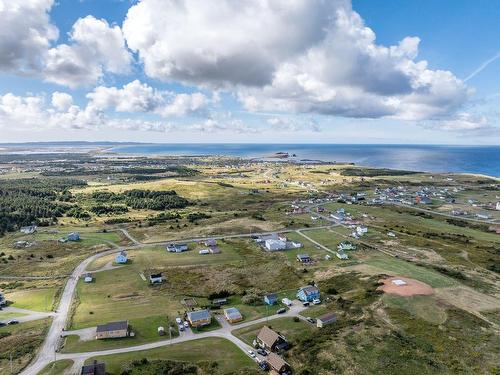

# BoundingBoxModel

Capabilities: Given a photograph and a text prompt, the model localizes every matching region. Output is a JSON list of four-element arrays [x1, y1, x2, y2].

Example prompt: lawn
[[232, 317, 314, 346], [63, 314, 179, 353], [38, 359, 74, 375], [382, 294, 448, 324], [6, 288, 57, 312], [364, 256, 457, 288], [85, 337, 256, 374]]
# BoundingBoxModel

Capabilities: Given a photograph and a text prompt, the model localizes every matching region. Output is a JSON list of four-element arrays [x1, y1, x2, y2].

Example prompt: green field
[[38, 359, 74, 375], [85, 337, 256, 374], [382, 294, 448, 324], [364, 256, 457, 288], [6, 288, 57, 312]]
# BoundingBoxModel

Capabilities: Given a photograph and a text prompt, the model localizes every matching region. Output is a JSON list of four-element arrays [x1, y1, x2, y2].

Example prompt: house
[[356, 226, 368, 236], [187, 309, 211, 327], [204, 239, 217, 247], [387, 232, 396, 238], [416, 196, 432, 204], [149, 273, 163, 284], [337, 241, 356, 251], [166, 243, 188, 253], [336, 251, 349, 260], [316, 312, 337, 328], [96, 320, 129, 339], [115, 250, 128, 264], [81, 361, 106, 375], [224, 307, 243, 323], [496, 202, 500, 211], [0, 292, 6, 306], [297, 285, 320, 302], [267, 352, 291, 375], [264, 293, 278, 305], [83, 273, 93, 283], [209, 246, 221, 254], [20, 225, 37, 234], [265, 239, 287, 251], [296, 254, 311, 263], [257, 326, 289, 352], [212, 298, 227, 306], [67, 232, 80, 241]]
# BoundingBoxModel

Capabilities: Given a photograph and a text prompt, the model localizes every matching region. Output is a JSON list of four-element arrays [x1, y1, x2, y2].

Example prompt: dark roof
[[265, 293, 278, 300], [187, 309, 211, 322], [96, 320, 128, 333], [81, 361, 105, 375], [318, 312, 337, 324], [297, 254, 310, 260], [150, 273, 162, 278]]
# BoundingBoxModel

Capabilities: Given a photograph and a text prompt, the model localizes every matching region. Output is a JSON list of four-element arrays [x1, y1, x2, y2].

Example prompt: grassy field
[[382, 294, 448, 324], [85, 337, 256, 374], [38, 359, 74, 375], [63, 314, 179, 353], [6, 288, 57, 312], [0, 318, 51, 375], [363, 256, 457, 288]]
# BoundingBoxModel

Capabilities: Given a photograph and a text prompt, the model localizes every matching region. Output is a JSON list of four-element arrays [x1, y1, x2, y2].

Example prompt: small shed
[[67, 232, 80, 241], [115, 250, 128, 264], [316, 312, 337, 328], [83, 273, 93, 283], [149, 273, 163, 284], [296, 254, 311, 263]]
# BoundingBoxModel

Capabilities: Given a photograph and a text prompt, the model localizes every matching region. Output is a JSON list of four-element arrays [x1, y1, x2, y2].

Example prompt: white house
[[496, 202, 500, 211], [149, 273, 163, 284], [265, 239, 287, 251], [356, 226, 368, 236], [336, 251, 349, 260], [20, 225, 37, 234]]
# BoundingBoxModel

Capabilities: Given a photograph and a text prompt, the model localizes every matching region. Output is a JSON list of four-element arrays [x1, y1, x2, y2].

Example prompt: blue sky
[[0, 0, 498, 144]]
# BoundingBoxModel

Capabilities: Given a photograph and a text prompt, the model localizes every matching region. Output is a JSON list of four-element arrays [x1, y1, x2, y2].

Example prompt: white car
[[175, 317, 182, 325], [281, 298, 292, 306], [183, 321, 189, 328], [312, 298, 321, 305], [247, 350, 256, 358]]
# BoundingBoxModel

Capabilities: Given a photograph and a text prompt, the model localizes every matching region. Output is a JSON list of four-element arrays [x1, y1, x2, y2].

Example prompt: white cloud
[[51, 92, 73, 111], [267, 117, 320, 132], [44, 16, 132, 87], [424, 113, 490, 131], [87, 80, 209, 117], [0, 0, 58, 74], [123, 0, 470, 121]]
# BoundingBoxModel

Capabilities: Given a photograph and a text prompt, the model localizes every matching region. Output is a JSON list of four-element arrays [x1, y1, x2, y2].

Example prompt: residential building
[[204, 239, 217, 247], [212, 298, 227, 306], [265, 239, 287, 251], [187, 309, 211, 327], [496, 202, 500, 211], [297, 285, 320, 302], [316, 312, 337, 328], [224, 307, 243, 323], [20, 225, 37, 234], [96, 321, 129, 339], [296, 254, 311, 263], [356, 225, 368, 236], [166, 243, 188, 253], [257, 326, 289, 352], [115, 250, 128, 264], [81, 361, 106, 375], [263, 293, 278, 305], [67, 232, 80, 241], [0, 292, 6, 306], [149, 273, 163, 284], [337, 241, 356, 251], [336, 251, 349, 260], [267, 352, 291, 375]]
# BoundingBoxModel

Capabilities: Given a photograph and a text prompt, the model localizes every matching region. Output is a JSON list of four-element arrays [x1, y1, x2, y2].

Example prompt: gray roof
[[96, 320, 128, 333], [187, 309, 211, 322], [318, 312, 337, 323], [224, 307, 242, 320], [300, 285, 319, 295], [81, 362, 105, 375]]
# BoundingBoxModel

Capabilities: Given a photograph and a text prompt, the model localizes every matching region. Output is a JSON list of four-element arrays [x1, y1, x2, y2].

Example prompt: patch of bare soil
[[378, 276, 434, 297]]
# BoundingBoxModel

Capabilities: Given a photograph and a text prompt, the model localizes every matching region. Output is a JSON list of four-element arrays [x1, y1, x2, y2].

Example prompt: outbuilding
[[316, 312, 337, 328], [96, 320, 129, 339]]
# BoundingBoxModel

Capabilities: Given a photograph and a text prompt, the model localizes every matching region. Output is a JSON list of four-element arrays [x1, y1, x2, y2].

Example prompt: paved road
[[57, 301, 307, 374], [20, 248, 121, 375], [19, 224, 326, 375], [0, 307, 55, 324]]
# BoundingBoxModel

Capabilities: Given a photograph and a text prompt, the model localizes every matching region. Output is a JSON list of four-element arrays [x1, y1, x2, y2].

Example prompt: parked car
[[175, 317, 182, 324], [302, 301, 310, 307], [259, 362, 270, 371], [312, 298, 321, 305], [257, 349, 267, 356], [247, 350, 256, 358], [281, 298, 292, 306], [7, 319, 19, 325], [306, 317, 316, 324], [183, 321, 189, 328], [0, 322, 6, 327], [276, 307, 286, 314]]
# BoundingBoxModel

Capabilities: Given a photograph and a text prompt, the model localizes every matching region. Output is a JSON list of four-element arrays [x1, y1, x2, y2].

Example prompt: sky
[[0, 0, 499, 144]]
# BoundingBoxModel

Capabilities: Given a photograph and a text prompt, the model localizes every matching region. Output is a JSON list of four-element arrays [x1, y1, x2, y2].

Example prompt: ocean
[[108, 144, 500, 177]]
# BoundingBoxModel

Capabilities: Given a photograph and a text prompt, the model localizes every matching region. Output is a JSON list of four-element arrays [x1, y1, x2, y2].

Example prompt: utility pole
[[10, 352, 12, 374]]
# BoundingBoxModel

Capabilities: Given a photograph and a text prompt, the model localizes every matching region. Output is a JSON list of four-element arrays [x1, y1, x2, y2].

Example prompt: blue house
[[297, 286, 320, 302], [67, 232, 80, 241], [115, 250, 128, 264], [264, 293, 278, 305]]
